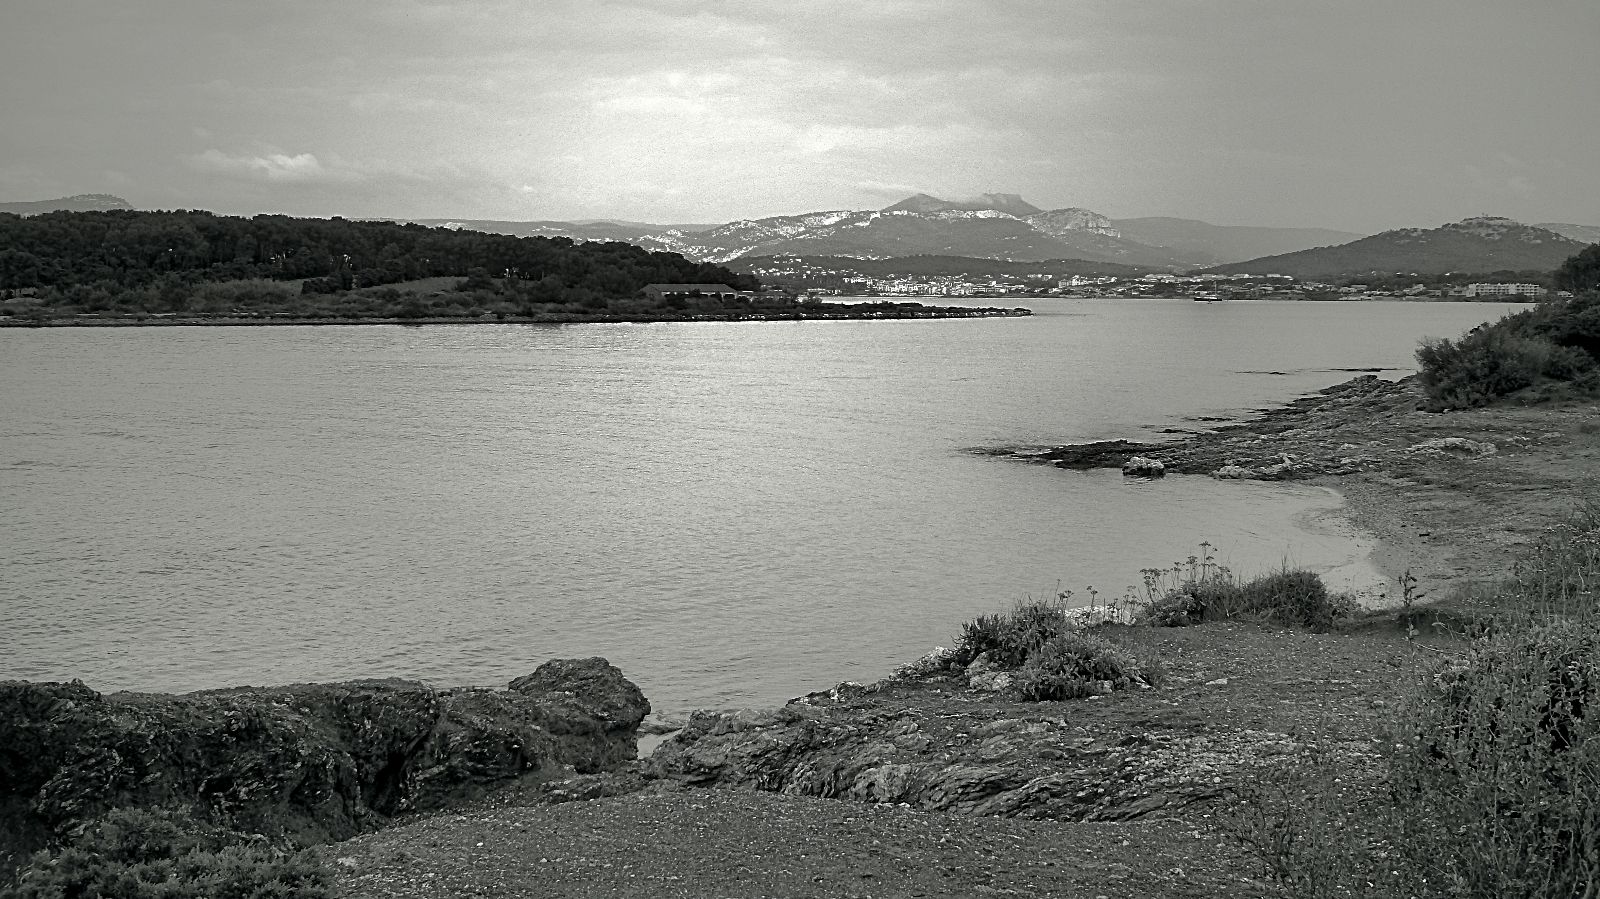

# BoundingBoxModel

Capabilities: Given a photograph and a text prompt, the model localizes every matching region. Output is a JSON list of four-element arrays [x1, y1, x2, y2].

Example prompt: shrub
[[1503, 501, 1600, 619], [1012, 631, 1153, 700], [1415, 294, 1600, 410], [1416, 329, 1562, 409], [1378, 619, 1600, 897], [1139, 579, 1245, 626], [1138, 565, 1353, 630], [954, 599, 1073, 668], [1, 807, 336, 899], [1238, 569, 1356, 630]]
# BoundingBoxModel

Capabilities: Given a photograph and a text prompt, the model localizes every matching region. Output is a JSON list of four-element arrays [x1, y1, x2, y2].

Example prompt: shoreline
[[0, 307, 1031, 329], [1015, 373, 1599, 606]]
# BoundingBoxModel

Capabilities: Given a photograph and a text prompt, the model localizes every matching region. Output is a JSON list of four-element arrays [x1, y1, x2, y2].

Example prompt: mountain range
[[402, 195, 1362, 268], [1205, 217, 1591, 278], [6, 193, 1597, 278], [0, 194, 133, 216]]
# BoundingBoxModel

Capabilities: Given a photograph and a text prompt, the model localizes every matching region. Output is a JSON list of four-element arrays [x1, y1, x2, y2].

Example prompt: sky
[[2, 0, 1596, 233]]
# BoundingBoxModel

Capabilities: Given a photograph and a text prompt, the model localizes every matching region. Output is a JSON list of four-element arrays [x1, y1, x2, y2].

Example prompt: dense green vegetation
[[1415, 291, 1600, 408], [0, 209, 758, 320], [1414, 248, 1600, 409]]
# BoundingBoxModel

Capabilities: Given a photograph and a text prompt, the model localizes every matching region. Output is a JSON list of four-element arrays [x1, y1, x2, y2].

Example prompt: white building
[[1465, 281, 1542, 295]]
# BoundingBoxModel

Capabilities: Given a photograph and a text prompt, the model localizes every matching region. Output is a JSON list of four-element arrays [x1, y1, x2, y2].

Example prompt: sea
[[0, 299, 1520, 713]]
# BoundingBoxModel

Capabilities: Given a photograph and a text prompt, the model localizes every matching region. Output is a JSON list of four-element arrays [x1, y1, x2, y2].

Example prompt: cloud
[[186, 149, 354, 183]]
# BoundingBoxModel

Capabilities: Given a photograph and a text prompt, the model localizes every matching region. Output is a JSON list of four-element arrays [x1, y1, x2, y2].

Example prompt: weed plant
[[1, 807, 335, 899], [1233, 501, 1600, 898], [1131, 543, 1356, 630]]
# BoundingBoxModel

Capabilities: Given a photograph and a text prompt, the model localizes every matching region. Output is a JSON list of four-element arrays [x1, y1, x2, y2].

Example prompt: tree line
[[0, 209, 758, 306]]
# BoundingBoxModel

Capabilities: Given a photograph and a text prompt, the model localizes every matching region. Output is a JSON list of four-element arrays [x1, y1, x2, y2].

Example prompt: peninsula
[[0, 209, 1027, 326]]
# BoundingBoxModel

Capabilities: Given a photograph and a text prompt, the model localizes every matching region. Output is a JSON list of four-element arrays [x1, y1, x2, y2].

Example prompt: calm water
[[1, 300, 1518, 712]]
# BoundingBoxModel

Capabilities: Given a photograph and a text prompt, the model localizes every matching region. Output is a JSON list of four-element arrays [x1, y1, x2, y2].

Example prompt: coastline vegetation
[[945, 547, 1357, 703], [0, 209, 759, 323], [1415, 247, 1600, 409], [0, 808, 334, 899], [1230, 501, 1599, 899]]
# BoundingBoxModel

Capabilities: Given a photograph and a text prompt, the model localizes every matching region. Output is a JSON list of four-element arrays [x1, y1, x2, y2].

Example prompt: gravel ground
[[335, 788, 1262, 899]]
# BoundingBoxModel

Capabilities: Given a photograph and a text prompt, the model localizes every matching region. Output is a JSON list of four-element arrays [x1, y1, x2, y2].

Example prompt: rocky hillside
[[1538, 222, 1600, 245], [1112, 217, 1359, 266], [0, 194, 133, 216], [388, 198, 1379, 268], [883, 192, 1043, 217], [389, 218, 716, 243], [1208, 216, 1589, 278], [639, 195, 1192, 266]]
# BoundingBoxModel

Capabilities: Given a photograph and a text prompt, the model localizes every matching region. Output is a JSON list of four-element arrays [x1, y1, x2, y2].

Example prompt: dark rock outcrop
[[0, 659, 647, 869], [1026, 375, 1430, 480], [643, 683, 1308, 823]]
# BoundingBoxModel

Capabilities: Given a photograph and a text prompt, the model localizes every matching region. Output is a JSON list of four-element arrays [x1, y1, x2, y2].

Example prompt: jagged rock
[[1213, 464, 1250, 479], [0, 659, 648, 865], [644, 703, 1323, 823], [1042, 439, 1160, 470], [968, 670, 1015, 692], [1063, 606, 1133, 627], [1121, 456, 1167, 477], [1407, 437, 1496, 457], [889, 647, 960, 681], [1253, 453, 1300, 480]]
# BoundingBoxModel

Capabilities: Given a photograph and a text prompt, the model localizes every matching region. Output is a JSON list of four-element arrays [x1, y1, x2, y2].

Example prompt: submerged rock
[[0, 658, 648, 865]]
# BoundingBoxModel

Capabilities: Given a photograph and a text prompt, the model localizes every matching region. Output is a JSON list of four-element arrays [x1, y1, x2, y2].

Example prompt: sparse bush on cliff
[[1, 807, 336, 899]]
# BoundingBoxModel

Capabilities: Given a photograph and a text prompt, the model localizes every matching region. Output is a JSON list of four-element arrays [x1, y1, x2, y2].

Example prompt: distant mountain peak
[[882, 193, 1043, 217], [1207, 216, 1587, 278], [0, 194, 133, 216]]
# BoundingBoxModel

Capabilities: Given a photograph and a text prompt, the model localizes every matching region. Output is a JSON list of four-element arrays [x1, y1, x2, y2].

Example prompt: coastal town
[[738, 255, 1565, 302]]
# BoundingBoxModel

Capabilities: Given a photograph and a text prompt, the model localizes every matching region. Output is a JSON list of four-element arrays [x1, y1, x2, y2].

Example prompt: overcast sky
[[2, 0, 1595, 232]]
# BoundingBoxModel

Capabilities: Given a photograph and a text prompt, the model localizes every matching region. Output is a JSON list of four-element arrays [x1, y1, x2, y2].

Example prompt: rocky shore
[[1014, 374, 1599, 600], [0, 659, 648, 878]]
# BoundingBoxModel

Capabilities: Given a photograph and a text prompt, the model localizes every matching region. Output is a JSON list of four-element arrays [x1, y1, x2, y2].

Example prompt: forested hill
[[0, 209, 759, 298]]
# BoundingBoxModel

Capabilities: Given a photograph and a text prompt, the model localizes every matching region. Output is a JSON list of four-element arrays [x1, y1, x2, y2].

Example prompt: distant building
[[1464, 282, 1547, 298], [640, 283, 739, 301]]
